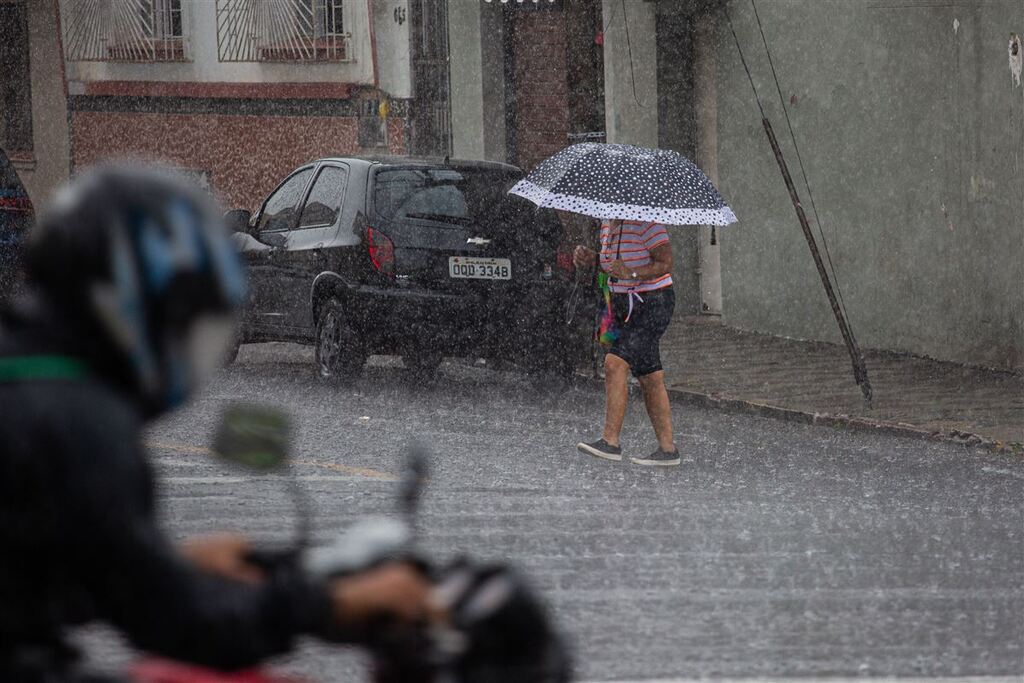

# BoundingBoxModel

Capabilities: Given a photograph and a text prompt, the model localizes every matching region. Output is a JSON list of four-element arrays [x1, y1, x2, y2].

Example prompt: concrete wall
[[601, 0, 657, 148], [448, 0, 485, 160], [15, 0, 70, 210], [715, 0, 1024, 370], [373, 0, 412, 99], [478, 5, 508, 163]]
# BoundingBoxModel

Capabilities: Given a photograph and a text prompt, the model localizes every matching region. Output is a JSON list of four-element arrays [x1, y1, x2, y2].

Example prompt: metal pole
[[694, 12, 723, 316], [761, 117, 872, 408]]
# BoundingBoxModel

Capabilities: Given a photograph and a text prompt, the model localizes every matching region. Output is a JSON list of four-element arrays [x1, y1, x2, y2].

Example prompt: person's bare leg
[[638, 370, 675, 452], [602, 354, 630, 447]]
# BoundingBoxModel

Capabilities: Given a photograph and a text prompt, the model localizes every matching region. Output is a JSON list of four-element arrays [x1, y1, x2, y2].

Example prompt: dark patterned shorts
[[608, 286, 675, 378]]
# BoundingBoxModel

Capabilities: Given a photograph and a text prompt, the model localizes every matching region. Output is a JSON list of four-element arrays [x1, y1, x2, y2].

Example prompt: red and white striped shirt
[[599, 221, 673, 294]]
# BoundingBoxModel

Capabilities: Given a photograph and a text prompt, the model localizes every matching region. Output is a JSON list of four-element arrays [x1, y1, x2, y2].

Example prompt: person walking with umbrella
[[510, 143, 736, 466], [572, 218, 679, 464]]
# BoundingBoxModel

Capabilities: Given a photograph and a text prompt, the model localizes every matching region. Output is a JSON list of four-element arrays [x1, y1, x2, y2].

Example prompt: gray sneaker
[[630, 447, 680, 467], [576, 438, 622, 462]]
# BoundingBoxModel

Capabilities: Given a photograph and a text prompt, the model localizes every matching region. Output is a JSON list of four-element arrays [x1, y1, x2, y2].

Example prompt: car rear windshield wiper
[[403, 212, 474, 226]]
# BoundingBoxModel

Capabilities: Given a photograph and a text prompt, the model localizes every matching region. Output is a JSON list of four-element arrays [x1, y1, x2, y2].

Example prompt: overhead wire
[[723, 5, 767, 120], [601, 0, 616, 33], [749, 0, 858, 345], [621, 0, 645, 108]]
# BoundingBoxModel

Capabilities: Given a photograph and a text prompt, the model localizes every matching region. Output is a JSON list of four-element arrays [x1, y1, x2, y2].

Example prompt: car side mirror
[[224, 209, 252, 235], [263, 232, 287, 248]]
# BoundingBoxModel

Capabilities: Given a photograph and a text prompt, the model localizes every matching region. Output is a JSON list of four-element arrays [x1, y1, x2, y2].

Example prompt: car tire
[[403, 351, 443, 379], [530, 358, 575, 393], [528, 335, 579, 393], [315, 298, 366, 383]]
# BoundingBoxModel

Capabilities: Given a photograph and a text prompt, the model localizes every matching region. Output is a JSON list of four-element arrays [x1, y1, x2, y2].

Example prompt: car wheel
[[315, 298, 366, 383], [403, 351, 443, 378], [528, 337, 578, 392], [530, 360, 575, 393]]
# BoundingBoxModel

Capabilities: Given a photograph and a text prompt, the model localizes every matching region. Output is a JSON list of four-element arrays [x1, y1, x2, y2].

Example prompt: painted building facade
[[712, 0, 1023, 371], [596, 0, 1023, 371], [59, 0, 434, 210]]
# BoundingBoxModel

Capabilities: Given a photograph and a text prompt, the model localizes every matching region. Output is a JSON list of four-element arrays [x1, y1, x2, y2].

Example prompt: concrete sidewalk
[[654, 317, 1024, 452]]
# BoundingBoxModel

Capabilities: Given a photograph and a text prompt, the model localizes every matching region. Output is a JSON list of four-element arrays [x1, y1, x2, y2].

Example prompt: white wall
[[17, 0, 70, 210], [715, 0, 1024, 369], [373, 0, 412, 98], [601, 0, 657, 147], [448, 0, 485, 160]]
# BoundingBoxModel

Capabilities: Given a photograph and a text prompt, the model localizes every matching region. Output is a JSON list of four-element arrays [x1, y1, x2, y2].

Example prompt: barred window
[[62, 0, 190, 62], [216, 0, 350, 62]]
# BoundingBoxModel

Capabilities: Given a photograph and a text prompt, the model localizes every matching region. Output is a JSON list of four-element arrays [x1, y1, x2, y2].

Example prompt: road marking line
[[146, 440, 397, 481], [148, 440, 210, 455], [293, 459, 398, 481], [163, 475, 377, 484], [981, 466, 1024, 480]]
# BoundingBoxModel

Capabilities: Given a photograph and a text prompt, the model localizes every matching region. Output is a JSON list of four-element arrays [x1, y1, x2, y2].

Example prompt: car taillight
[[0, 195, 33, 213], [367, 227, 395, 277]]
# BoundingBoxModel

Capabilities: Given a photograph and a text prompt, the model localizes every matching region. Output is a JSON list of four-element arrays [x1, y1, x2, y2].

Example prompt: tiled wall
[[512, 10, 570, 173], [71, 108, 406, 209]]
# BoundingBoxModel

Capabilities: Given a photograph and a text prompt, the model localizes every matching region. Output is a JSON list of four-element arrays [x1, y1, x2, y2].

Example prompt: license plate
[[449, 256, 512, 280]]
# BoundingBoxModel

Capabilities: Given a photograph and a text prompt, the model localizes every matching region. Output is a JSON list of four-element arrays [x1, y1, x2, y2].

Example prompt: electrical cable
[[601, 0, 616, 34], [749, 0, 858, 346], [724, 6, 768, 120], [621, 0, 645, 108]]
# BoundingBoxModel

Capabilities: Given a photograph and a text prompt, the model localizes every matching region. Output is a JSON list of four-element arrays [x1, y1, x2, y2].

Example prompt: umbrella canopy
[[509, 142, 737, 226]]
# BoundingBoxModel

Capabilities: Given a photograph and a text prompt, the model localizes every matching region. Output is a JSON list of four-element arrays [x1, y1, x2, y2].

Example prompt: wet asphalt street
[[77, 343, 1023, 681]]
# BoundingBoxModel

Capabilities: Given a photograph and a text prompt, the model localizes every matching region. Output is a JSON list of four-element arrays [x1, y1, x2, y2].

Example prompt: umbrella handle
[[590, 259, 602, 379]]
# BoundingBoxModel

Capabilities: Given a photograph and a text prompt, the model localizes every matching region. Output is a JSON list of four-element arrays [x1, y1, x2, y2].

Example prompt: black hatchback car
[[227, 157, 590, 382]]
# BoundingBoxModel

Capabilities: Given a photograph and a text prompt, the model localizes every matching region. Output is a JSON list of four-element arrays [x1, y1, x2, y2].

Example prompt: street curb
[[576, 375, 1023, 456], [664, 387, 1024, 455]]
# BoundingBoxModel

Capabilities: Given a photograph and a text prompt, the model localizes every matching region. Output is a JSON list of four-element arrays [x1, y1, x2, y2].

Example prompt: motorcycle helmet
[[24, 162, 245, 414]]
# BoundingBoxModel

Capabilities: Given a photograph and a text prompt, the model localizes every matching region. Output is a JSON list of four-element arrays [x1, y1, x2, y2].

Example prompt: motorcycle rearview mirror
[[213, 404, 311, 551], [302, 445, 428, 580], [401, 444, 428, 515], [213, 403, 291, 472], [401, 443, 429, 541]]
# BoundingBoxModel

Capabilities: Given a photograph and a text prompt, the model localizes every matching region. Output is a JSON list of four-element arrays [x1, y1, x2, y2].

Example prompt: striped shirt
[[599, 221, 673, 294]]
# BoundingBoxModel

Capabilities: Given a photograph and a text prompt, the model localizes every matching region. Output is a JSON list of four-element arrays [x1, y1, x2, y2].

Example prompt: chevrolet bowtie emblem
[[466, 237, 491, 246]]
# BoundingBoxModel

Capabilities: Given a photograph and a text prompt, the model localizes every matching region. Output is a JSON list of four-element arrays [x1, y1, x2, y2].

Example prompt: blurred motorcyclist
[[0, 164, 434, 682]]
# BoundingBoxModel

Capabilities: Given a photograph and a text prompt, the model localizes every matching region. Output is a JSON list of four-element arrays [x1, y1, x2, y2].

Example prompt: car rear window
[[373, 167, 518, 226], [0, 151, 27, 195], [0, 149, 32, 240]]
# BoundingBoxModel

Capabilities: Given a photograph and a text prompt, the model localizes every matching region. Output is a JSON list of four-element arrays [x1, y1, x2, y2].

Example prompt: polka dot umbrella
[[509, 142, 737, 226]]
